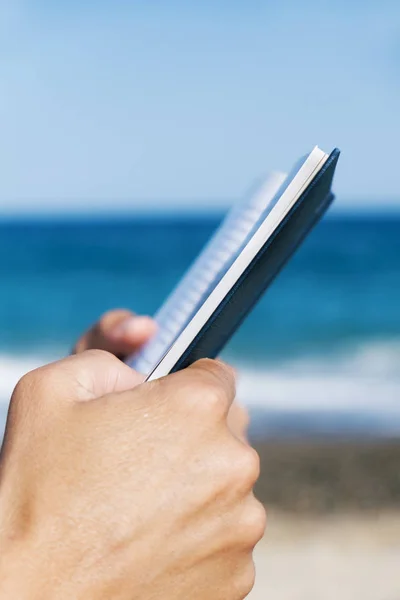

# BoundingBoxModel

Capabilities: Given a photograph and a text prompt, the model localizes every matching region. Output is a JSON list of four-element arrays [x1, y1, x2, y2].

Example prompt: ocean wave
[[235, 340, 400, 437], [1, 341, 400, 436], [236, 339, 400, 412]]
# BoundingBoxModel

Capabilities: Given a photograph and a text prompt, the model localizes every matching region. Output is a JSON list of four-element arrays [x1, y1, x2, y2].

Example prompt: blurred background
[[1, 1, 400, 598]]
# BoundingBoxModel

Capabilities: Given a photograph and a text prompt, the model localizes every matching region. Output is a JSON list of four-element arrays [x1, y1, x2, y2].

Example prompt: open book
[[128, 146, 340, 380]]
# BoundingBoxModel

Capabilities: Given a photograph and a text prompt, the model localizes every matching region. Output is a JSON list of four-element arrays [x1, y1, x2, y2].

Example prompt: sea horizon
[[1, 203, 400, 220]]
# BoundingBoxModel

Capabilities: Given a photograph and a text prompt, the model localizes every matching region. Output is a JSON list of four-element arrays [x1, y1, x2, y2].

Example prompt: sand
[[247, 440, 400, 598], [249, 511, 400, 600]]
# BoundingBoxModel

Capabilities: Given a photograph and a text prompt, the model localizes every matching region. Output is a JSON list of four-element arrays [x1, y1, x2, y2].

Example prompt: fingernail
[[110, 316, 154, 340]]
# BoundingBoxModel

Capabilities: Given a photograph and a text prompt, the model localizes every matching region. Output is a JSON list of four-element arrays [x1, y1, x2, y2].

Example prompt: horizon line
[[1, 207, 400, 223], [1, 196, 400, 215]]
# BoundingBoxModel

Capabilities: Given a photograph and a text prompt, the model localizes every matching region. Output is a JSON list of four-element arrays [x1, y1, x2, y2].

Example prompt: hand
[[74, 309, 251, 441], [0, 352, 265, 600]]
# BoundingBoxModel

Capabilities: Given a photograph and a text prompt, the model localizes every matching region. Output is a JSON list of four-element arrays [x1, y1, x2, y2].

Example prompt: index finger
[[154, 358, 237, 416], [188, 358, 236, 397]]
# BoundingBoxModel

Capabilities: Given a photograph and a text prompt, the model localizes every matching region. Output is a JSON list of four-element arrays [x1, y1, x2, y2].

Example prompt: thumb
[[40, 350, 144, 402]]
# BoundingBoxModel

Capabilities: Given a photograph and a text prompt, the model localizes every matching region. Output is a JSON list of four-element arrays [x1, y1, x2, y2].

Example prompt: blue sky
[[0, 0, 399, 213]]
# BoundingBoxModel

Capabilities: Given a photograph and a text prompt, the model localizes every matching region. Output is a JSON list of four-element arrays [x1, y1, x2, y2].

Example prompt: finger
[[73, 309, 133, 355], [73, 310, 157, 358], [37, 350, 144, 403], [107, 315, 157, 348], [155, 358, 237, 416], [188, 359, 237, 401], [227, 401, 250, 443]]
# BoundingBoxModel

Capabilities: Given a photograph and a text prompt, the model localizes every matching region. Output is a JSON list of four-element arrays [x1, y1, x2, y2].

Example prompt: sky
[[0, 0, 399, 213]]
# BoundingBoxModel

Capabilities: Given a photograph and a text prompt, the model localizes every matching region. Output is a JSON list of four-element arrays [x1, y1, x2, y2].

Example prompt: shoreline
[[253, 438, 400, 513]]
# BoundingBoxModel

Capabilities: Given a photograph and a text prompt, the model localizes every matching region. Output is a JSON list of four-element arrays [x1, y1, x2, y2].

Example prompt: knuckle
[[233, 446, 261, 490], [194, 380, 228, 418], [14, 367, 48, 397], [83, 348, 114, 362], [11, 365, 56, 413], [13, 370, 35, 396], [202, 357, 235, 379], [233, 560, 256, 599], [203, 384, 227, 411], [79, 348, 124, 374], [195, 358, 236, 393], [239, 500, 267, 547]]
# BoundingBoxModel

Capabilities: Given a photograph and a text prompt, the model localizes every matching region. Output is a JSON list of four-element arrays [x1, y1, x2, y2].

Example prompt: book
[[127, 146, 340, 380]]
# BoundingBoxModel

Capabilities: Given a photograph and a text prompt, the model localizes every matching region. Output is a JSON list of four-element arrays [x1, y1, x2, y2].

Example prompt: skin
[[0, 352, 265, 599], [73, 309, 250, 439]]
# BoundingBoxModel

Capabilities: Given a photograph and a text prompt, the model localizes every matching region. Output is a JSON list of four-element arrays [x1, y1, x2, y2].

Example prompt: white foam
[[235, 340, 400, 416], [1, 340, 400, 429]]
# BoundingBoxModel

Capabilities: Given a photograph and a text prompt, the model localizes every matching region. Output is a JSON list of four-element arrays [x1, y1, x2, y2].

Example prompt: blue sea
[[1, 213, 400, 438]]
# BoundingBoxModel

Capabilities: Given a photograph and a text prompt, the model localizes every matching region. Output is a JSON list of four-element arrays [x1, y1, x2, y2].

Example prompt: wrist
[[0, 491, 42, 599], [0, 546, 35, 599]]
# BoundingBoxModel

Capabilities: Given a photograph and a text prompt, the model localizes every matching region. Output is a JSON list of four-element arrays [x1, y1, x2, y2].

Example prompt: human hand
[[74, 309, 250, 441], [0, 352, 265, 600]]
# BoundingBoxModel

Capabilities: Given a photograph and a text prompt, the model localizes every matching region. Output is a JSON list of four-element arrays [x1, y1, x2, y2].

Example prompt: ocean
[[1, 213, 400, 439]]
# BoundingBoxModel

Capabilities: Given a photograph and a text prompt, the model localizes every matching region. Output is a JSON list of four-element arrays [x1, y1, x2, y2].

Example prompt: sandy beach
[[250, 511, 400, 600], [247, 439, 400, 599]]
